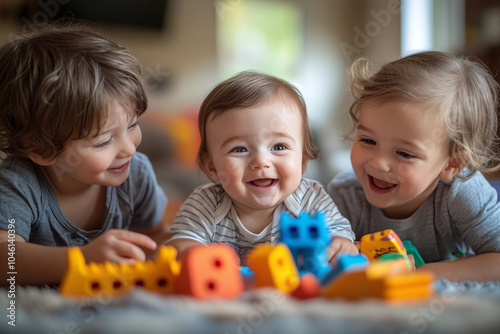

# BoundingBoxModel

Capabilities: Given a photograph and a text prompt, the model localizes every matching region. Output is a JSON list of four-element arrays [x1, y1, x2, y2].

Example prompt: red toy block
[[291, 273, 321, 300], [175, 244, 244, 300]]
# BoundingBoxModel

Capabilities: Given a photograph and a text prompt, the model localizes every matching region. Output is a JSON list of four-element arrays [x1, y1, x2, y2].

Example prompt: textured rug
[[2, 280, 500, 334]]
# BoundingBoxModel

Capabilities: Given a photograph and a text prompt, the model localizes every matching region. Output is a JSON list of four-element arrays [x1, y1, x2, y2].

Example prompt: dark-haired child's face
[[44, 101, 142, 190]]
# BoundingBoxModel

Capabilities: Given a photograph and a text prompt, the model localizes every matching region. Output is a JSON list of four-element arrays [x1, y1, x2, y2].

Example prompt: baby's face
[[203, 99, 305, 215], [350, 100, 453, 219], [47, 101, 142, 189]]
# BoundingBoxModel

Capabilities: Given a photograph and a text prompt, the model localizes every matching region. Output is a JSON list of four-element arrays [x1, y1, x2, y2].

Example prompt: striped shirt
[[170, 178, 354, 262]]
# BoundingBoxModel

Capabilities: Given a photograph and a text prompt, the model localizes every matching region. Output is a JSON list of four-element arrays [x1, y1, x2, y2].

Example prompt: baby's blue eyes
[[231, 147, 247, 153], [230, 144, 287, 153], [397, 151, 415, 159]]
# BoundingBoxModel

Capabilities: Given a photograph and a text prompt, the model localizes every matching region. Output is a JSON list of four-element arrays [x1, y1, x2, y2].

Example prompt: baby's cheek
[[217, 161, 240, 187]]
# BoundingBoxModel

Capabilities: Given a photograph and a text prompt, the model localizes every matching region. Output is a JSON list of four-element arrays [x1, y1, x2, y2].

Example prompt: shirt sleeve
[[128, 152, 168, 230], [0, 159, 42, 241], [169, 184, 221, 245], [327, 171, 367, 237], [298, 179, 355, 242], [447, 172, 500, 254]]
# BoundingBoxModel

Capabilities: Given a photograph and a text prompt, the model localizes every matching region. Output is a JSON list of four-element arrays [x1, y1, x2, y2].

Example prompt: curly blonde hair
[[348, 51, 500, 177]]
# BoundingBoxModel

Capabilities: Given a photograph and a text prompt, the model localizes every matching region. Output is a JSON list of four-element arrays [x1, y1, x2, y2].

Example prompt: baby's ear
[[201, 157, 219, 183], [301, 158, 309, 175], [27, 153, 56, 167], [439, 152, 468, 181]]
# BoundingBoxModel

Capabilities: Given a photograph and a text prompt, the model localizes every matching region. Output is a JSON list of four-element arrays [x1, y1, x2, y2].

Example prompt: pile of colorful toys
[[60, 213, 434, 302]]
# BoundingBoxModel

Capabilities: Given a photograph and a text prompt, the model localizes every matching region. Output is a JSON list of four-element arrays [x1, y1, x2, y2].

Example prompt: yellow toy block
[[360, 229, 406, 261], [60, 246, 181, 297], [247, 243, 300, 293], [367, 257, 412, 278], [323, 259, 434, 302]]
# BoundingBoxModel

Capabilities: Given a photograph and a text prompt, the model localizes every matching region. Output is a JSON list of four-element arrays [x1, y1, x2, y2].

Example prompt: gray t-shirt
[[328, 170, 500, 263], [0, 152, 167, 246]]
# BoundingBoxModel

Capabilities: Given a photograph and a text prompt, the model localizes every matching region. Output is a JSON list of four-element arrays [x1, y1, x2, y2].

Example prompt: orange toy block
[[60, 246, 181, 297], [247, 243, 300, 293], [323, 259, 434, 302], [360, 229, 406, 261], [175, 244, 244, 300]]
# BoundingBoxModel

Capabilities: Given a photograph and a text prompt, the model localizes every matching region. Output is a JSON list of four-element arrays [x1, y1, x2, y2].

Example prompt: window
[[216, 0, 302, 81]]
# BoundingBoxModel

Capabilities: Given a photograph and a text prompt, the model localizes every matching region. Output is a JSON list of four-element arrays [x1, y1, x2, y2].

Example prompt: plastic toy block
[[319, 253, 369, 286], [323, 260, 434, 302], [291, 273, 321, 300], [377, 252, 413, 271], [360, 229, 406, 261], [367, 257, 412, 278], [60, 246, 181, 297], [402, 240, 425, 267], [175, 244, 244, 300], [247, 243, 300, 293], [279, 212, 331, 278], [240, 266, 255, 290]]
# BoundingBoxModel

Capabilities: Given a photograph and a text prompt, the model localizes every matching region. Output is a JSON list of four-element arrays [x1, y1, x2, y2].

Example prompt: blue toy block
[[320, 253, 369, 286], [402, 240, 425, 267], [279, 212, 331, 278], [240, 266, 255, 290]]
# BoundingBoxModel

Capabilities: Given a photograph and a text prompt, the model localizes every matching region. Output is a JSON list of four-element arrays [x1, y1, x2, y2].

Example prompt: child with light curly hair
[[329, 51, 500, 282]]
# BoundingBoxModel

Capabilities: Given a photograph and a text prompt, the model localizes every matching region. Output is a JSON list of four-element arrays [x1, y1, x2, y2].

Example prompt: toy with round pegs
[[60, 213, 433, 302]]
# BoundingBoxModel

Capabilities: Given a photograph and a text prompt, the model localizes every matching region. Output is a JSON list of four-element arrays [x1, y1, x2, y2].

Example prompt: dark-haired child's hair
[[0, 23, 147, 160]]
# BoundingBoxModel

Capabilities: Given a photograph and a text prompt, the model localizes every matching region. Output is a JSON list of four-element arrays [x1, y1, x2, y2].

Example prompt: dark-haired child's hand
[[81, 229, 157, 264], [327, 237, 359, 263]]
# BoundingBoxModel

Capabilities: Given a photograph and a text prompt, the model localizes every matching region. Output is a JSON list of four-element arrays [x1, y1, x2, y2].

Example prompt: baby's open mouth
[[249, 178, 277, 187], [370, 176, 396, 189]]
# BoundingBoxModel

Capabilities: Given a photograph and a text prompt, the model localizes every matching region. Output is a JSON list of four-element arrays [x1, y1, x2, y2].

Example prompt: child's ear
[[27, 153, 56, 167], [439, 153, 467, 181], [202, 157, 219, 183], [301, 159, 309, 175]]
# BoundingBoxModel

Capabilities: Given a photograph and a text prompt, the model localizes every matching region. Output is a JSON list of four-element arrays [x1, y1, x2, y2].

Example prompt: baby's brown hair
[[196, 71, 320, 176]]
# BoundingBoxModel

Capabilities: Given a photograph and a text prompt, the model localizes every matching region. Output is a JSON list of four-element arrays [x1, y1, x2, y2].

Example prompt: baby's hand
[[327, 237, 359, 263], [81, 229, 157, 264]]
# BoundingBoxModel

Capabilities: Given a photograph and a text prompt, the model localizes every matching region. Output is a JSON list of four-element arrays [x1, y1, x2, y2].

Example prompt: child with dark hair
[[0, 24, 168, 285]]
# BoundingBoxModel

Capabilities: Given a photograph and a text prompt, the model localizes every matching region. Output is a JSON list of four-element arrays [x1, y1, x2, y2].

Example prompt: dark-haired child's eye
[[128, 121, 139, 130], [95, 139, 111, 148]]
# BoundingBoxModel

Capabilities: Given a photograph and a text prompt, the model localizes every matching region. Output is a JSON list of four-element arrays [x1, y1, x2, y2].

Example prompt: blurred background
[[0, 0, 499, 219]]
